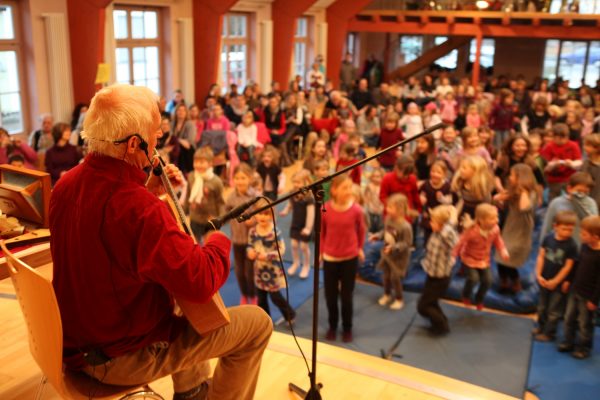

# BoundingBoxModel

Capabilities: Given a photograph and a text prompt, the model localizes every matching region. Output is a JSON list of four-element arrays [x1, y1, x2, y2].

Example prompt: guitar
[[153, 150, 230, 335]]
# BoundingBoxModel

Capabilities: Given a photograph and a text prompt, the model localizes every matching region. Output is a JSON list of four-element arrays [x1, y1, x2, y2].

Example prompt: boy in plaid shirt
[[418, 205, 459, 335]]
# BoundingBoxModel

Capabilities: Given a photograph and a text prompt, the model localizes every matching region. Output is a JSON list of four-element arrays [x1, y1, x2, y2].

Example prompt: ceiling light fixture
[[476, 0, 490, 9]]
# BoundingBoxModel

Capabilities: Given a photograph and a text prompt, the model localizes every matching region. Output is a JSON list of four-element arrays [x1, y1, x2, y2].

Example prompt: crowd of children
[[34, 73, 596, 356]]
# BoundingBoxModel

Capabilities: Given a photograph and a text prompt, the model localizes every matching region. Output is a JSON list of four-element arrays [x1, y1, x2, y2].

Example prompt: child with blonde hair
[[257, 145, 284, 201], [302, 137, 329, 173], [399, 102, 424, 152], [451, 155, 494, 230], [419, 205, 459, 334], [457, 126, 492, 168], [321, 174, 366, 343], [454, 203, 509, 310], [363, 167, 385, 233], [493, 163, 538, 293], [183, 146, 225, 242], [370, 194, 413, 310], [247, 198, 295, 322], [280, 169, 315, 279], [226, 163, 258, 304], [466, 103, 482, 129]]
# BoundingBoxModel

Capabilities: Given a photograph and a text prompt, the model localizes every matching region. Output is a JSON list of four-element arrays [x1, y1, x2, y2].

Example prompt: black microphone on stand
[[206, 197, 262, 231]]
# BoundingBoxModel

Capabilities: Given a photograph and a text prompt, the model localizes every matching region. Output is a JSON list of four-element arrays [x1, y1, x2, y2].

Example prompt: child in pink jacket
[[453, 203, 509, 310]]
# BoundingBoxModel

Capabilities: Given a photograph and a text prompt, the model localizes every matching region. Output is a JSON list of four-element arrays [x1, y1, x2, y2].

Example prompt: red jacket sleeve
[[136, 202, 231, 303]]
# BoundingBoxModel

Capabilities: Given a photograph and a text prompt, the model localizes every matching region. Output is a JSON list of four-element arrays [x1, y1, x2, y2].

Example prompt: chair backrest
[[1, 241, 68, 397]]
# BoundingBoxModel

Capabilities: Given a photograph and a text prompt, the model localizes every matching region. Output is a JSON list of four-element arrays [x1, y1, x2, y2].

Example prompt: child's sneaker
[[325, 329, 336, 341], [249, 296, 258, 305], [462, 298, 471, 307], [240, 296, 248, 305], [558, 343, 574, 352], [571, 349, 590, 359], [389, 299, 404, 310], [299, 265, 310, 279], [378, 294, 391, 306], [534, 333, 554, 342], [287, 263, 299, 276], [342, 330, 353, 343], [476, 303, 484, 311]]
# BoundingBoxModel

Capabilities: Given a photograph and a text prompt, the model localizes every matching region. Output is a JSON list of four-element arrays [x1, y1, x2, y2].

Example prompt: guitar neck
[[155, 155, 194, 238]]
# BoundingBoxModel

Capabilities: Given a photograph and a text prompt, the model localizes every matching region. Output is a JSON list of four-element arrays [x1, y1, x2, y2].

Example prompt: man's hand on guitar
[[147, 161, 184, 196]]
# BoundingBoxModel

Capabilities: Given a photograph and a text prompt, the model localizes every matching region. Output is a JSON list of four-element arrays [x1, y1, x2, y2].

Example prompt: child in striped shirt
[[418, 205, 459, 335]]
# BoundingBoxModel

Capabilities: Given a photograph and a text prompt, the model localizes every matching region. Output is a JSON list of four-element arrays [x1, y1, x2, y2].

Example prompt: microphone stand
[[238, 123, 444, 399]]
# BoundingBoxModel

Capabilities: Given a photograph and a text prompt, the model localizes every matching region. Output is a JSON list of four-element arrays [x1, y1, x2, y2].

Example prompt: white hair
[[82, 84, 159, 157]]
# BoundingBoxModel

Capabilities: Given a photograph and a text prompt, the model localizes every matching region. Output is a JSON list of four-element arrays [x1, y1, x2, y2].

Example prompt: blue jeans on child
[[562, 293, 595, 352], [462, 264, 492, 305], [537, 287, 566, 337]]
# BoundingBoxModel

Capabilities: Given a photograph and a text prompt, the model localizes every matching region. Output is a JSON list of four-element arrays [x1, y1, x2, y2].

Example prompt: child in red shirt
[[380, 155, 422, 219], [541, 123, 582, 202], [377, 113, 404, 171], [336, 142, 361, 184]]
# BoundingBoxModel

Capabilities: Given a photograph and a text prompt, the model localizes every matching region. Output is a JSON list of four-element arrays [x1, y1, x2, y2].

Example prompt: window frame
[[113, 5, 164, 95], [293, 16, 312, 87], [543, 39, 600, 88], [0, 0, 27, 135], [221, 13, 250, 90]]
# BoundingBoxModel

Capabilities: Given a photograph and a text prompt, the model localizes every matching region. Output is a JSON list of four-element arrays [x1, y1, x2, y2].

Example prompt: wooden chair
[[0, 241, 164, 400]]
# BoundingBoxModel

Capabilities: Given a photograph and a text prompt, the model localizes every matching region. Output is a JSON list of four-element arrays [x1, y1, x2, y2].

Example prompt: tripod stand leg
[[288, 382, 323, 399]]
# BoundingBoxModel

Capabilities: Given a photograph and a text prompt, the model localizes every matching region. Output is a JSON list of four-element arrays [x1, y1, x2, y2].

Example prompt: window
[[543, 39, 600, 88], [346, 32, 357, 61], [542, 39, 560, 81], [0, 2, 24, 133], [558, 41, 587, 88], [549, 0, 600, 13], [293, 17, 310, 86], [399, 35, 423, 64], [113, 7, 162, 95], [434, 36, 457, 70], [469, 38, 495, 68], [221, 13, 249, 90]]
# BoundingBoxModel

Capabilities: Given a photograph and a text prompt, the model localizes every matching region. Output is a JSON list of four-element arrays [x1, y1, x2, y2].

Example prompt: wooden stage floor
[[0, 255, 530, 400]]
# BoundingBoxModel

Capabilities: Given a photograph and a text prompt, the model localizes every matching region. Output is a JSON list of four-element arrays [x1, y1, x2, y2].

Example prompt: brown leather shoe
[[173, 380, 210, 400]]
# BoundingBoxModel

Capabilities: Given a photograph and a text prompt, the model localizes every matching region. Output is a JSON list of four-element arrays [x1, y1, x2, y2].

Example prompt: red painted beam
[[326, 0, 373, 87], [347, 19, 600, 40], [272, 0, 318, 88], [66, 0, 112, 104], [192, 0, 238, 102]]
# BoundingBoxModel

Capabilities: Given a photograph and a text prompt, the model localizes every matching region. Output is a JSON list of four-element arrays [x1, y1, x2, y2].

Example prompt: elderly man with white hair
[[49, 84, 272, 400]]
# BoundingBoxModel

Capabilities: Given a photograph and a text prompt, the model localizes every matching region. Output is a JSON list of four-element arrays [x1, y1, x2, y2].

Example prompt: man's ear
[[126, 135, 138, 155]]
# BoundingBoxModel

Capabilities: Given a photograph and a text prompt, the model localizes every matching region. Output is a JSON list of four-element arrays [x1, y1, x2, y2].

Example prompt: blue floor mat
[[219, 201, 320, 321], [527, 326, 600, 400], [279, 283, 533, 398], [219, 262, 322, 323]]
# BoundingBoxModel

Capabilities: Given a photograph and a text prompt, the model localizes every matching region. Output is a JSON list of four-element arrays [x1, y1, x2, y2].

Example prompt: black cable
[[264, 196, 312, 376]]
